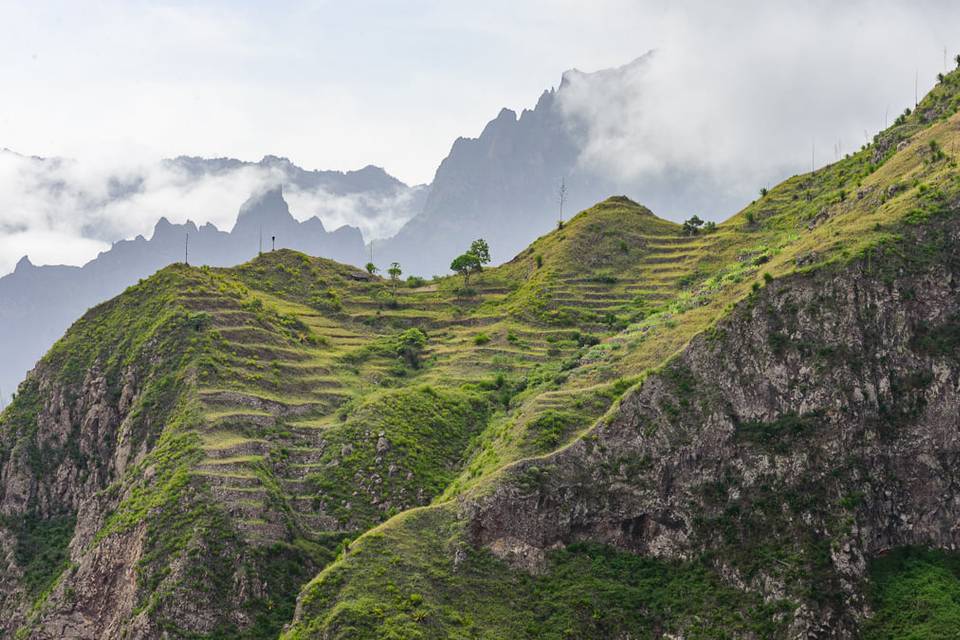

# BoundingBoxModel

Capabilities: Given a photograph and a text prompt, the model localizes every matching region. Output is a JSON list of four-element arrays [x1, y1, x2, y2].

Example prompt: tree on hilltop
[[682, 215, 705, 236], [388, 262, 402, 291], [451, 239, 491, 286]]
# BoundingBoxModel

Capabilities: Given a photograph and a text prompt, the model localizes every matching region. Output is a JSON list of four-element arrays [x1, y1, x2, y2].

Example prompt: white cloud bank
[[0, 151, 419, 275], [556, 1, 960, 217]]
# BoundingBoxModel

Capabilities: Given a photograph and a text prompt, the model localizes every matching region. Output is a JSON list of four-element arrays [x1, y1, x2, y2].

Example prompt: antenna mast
[[558, 177, 567, 223]]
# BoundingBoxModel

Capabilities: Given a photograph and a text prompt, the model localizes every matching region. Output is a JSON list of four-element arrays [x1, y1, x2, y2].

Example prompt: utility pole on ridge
[[558, 177, 567, 224]]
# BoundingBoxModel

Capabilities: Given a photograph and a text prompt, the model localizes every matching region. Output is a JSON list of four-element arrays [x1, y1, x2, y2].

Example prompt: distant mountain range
[[170, 153, 418, 198]]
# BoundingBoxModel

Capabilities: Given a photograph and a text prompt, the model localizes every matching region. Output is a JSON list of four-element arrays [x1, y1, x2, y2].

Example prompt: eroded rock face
[[30, 525, 149, 640], [0, 366, 126, 518], [0, 353, 182, 637], [466, 220, 960, 636]]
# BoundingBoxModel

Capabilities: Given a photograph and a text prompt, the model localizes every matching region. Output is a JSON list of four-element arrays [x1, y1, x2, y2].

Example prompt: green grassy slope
[[4, 65, 960, 639], [283, 68, 960, 638]]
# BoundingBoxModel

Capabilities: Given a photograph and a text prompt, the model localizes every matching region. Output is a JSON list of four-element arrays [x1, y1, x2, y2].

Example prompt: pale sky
[[1, 0, 951, 185], [1, 0, 960, 274], [2, 0, 682, 185]]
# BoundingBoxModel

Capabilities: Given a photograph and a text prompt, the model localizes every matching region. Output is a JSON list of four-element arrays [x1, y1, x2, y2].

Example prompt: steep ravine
[[463, 216, 960, 637]]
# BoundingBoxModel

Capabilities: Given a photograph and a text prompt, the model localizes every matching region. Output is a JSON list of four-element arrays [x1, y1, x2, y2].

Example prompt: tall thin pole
[[370, 240, 374, 264], [915, 69, 919, 108], [271, 236, 276, 252], [558, 177, 567, 223]]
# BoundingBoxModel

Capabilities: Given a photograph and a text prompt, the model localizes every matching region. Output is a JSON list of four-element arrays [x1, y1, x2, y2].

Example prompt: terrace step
[[199, 389, 341, 417], [642, 255, 697, 265], [205, 411, 277, 429], [217, 326, 291, 345], [195, 471, 262, 489], [196, 456, 263, 475], [548, 298, 633, 309], [202, 437, 270, 459], [237, 519, 289, 544], [222, 343, 314, 362]]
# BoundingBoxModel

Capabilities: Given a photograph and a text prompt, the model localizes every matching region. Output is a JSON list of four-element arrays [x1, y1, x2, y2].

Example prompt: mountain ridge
[[5, 57, 960, 640]]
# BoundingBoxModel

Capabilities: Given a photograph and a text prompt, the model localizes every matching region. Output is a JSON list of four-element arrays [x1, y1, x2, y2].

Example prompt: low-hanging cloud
[[556, 1, 960, 219], [0, 150, 420, 275]]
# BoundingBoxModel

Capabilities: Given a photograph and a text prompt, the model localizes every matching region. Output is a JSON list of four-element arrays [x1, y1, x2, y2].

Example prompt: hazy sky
[[2, 0, 954, 184], [1, 1, 960, 274]]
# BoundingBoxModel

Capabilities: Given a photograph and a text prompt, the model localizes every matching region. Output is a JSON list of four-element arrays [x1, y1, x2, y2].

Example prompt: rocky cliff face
[[0, 283, 191, 636], [465, 217, 960, 636]]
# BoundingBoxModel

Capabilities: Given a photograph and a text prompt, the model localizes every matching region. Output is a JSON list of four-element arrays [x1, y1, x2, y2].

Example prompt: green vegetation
[[682, 214, 705, 235], [5, 514, 75, 598], [282, 62, 960, 639], [450, 238, 491, 286], [7, 60, 960, 639], [284, 509, 788, 640], [736, 412, 823, 452], [305, 385, 489, 526], [864, 548, 960, 639]]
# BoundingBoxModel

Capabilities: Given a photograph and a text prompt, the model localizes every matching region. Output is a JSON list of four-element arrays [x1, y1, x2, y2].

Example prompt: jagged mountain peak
[[559, 51, 655, 88], [13, 255, 33, 273], [231, 184, 295, 234]]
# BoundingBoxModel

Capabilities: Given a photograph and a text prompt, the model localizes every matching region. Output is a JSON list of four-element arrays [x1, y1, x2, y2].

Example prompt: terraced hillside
[[283, 68, 960, 639], [4, 67, 960, 638]]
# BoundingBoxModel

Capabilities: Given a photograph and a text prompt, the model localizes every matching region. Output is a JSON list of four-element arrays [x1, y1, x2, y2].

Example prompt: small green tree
[[955, 54, 960, 68], [681, 215, 705, 236], [760, 187, 769, 197], [388, 262, 402, 291], [469, 239, 490, 265], [451, 253, 480, 286], [365, 262, 378, 275], [938, 72, 946, 84], [450, 238, 492, 286], [394, 328, 427, 368]]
